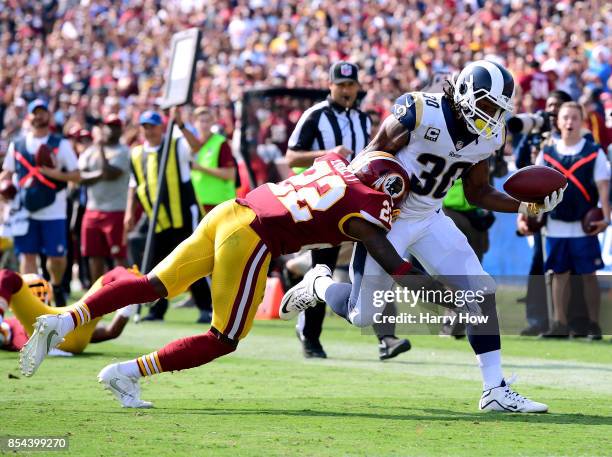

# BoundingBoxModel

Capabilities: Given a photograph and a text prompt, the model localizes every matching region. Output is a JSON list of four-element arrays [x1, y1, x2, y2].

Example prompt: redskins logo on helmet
[[349, 151, 410, 210], [22, 273, 53, 306]]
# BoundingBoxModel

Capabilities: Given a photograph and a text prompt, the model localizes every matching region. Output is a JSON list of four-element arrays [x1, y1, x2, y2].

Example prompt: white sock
[[313, 276, 334, 302], [476, 349, 503, 390], [117, 360, 142, 378], [58, 313, 76, 336]]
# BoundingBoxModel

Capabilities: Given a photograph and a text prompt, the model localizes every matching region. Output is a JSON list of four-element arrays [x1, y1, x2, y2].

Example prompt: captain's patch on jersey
[[424, 127, 440, 142]]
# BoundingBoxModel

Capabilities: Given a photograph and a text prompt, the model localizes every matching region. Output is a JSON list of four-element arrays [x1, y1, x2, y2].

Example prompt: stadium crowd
[[0, 0, 610, 146], [0, 0, 611, 340]]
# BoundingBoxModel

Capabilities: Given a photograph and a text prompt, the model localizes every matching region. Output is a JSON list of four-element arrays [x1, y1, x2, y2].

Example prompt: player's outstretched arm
[[362, 115, 411, 155], [344, 218, 444, 293], [463, 159, 522, 212], [465, 159, 565, 216], [90, 315, 129, 343]]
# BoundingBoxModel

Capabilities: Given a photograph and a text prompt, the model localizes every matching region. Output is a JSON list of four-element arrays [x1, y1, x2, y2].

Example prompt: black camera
[[507, 111, 552, 135]]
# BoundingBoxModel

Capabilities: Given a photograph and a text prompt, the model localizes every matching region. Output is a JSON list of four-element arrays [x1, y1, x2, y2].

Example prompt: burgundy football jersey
[[238, 153, 393, 257]]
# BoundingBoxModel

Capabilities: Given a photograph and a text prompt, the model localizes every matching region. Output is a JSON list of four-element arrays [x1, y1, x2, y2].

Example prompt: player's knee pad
[[466, 293, 500, 339]]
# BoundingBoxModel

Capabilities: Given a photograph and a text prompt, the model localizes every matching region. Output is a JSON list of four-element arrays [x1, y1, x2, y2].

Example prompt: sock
[[135, 352, 163, 376], [156, 330, 237, 372], [58, 313, 76, 336], [67, 275, 161, 327], [117, 359, 142, 378], [477, 349, 503, 390], [323, 283, 352, 319], [313, 275, 334, 301]]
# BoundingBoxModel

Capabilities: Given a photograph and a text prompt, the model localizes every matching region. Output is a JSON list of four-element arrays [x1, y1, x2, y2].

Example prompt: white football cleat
[[279, 264, 332, 320], [479, 375, 548, 413], [98, 363, 152, 409], [19, 314, 65, 377]]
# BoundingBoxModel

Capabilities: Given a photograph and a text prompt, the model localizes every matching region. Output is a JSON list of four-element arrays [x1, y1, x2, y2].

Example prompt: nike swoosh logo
[[46, 330, 58, 353], [109, 378, 130, 397]]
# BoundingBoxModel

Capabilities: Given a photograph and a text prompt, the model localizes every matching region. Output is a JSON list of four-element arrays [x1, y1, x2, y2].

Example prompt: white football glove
[[518, 186, 566, 217]]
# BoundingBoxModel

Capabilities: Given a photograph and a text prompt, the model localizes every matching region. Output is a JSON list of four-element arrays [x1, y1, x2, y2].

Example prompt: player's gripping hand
[[518, 186, 566, 217]]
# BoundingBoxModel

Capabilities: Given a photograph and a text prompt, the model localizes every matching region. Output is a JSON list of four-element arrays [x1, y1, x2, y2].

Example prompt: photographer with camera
[[511, 90, 572, 336], [509, 90, 573, 170]]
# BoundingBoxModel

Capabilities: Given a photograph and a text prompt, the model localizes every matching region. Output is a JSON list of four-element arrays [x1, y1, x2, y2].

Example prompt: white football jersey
[[391, 92, 505, 217]]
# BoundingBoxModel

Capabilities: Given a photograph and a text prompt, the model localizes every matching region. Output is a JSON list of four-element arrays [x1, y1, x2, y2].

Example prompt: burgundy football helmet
[[349, 151, 410, 209]]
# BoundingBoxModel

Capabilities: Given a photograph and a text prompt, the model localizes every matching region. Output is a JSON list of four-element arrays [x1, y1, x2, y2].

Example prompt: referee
[[286, 61, 410, 360]]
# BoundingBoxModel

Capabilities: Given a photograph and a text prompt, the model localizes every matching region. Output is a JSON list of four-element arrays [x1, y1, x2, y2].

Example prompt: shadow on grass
[[130, 406, 612, 426], [331, 357, 612, 373]]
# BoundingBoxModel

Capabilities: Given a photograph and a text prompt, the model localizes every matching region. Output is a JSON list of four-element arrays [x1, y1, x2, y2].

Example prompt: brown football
[[581, 207, 604, 234], [503, 165, 567, 203], [0, 179, 16, 200], [35, 144, 56, 168]]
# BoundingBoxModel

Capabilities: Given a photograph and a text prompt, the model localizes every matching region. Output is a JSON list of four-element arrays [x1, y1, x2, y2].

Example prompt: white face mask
[[457, 80, 512, 139]]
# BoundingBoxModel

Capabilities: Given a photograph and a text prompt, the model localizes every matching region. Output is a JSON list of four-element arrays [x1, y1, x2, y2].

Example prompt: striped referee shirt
[[287, 97, 371, 158]]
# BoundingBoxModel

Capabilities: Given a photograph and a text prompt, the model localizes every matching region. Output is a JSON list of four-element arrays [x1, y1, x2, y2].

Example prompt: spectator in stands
[[537, 102, 610, 340], [125, 109, 212, 323], [0, 0, 610, 318], [0, 99, 79, 306], [186, 106, 237, 215], [77, 114, 130, 283]]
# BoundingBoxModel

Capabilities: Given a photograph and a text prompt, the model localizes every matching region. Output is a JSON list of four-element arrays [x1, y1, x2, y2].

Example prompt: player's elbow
[[464, 184, 484, 206]]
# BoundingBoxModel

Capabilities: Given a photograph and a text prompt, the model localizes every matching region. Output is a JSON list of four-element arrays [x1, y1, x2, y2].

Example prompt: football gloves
[[518, 186, 566, 218]]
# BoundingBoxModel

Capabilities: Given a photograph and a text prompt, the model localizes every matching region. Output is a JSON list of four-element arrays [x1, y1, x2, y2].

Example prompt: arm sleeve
[[58, 139, 78, 171], [392, 93, 418, 131], [108, 146, 131, 172], [176, 138, 193, 183], [594, 149, 610, 182], [288, 111, 318, 150], [361, 194, 392, 231], [2, 142, 16, 172], [128, 171, 137, 189]]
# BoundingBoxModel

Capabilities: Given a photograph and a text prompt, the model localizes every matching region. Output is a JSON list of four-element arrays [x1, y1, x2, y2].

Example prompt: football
[[503, 165, 567, 203], [581, 207, 604, 234], [0, 179, 17, 200], [35, 144, 56, 168]]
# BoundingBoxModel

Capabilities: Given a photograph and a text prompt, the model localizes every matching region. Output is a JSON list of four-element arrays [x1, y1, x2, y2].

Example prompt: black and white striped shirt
[[287, 97, 371, 158]]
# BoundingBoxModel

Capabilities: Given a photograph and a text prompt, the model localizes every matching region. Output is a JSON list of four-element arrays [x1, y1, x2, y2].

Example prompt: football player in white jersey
[[282, 60, 565, 413]]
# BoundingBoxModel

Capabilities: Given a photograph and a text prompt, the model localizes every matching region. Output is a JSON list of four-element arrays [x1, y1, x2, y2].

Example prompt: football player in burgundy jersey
[[0, 268, 139, 354], [19, 151, 440, 408]]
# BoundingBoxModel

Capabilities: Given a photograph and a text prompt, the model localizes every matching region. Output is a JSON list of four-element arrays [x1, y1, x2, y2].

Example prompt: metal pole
[[134, 118, 175, 322], [541, 230, 554, 331]]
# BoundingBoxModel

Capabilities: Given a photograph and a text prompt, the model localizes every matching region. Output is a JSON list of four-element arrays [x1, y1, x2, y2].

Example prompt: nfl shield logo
[[340, 64, 353, 77]]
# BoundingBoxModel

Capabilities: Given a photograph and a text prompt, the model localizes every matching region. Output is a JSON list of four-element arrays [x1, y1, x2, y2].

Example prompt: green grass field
[[2, 306, 611, 457]]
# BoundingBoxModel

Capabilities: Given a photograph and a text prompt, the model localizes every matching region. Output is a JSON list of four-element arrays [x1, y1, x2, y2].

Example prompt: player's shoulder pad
[[392, 92, 423, 132]]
